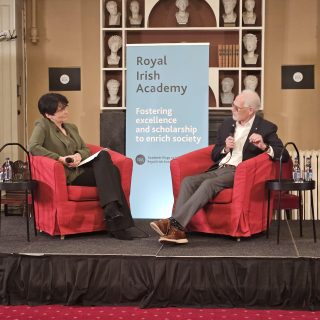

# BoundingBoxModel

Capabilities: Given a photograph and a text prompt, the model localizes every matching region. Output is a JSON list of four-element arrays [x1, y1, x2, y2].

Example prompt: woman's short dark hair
[[38, 93, 69, 117]]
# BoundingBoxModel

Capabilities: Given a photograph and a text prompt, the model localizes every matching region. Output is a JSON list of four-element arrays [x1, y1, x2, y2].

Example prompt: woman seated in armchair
[[29, 93, 134, 240]]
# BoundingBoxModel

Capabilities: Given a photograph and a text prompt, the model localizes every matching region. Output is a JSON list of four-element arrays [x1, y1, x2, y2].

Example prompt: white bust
[[107, 79, 120, 104], [221, 77, 234, 104], [106, 1, 121, 26], [243, 0, 256, 25], [129, 1, 142, 26], [222, 0, 237, 24], [244, 75, 258, 92], [243, 33, 258, 65], [175, 0, 189, 25], [107, 35, 122, 66]]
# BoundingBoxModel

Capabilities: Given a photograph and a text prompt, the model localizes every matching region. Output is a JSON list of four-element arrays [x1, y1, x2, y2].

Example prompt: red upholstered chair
[[30, 144, 133, 238], [170, 145, 279, 238]]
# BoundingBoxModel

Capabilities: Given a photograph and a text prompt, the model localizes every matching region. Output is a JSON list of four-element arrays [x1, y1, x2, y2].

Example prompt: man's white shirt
[[219, 115, 274, 167]]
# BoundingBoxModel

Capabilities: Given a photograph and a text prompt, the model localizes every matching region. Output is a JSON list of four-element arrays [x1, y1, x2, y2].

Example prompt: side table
[[0, 180, 38, 241], [266, 179, 316, 244]]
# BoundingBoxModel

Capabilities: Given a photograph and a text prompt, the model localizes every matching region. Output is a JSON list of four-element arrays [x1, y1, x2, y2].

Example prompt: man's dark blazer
[[211, 115, 289, 165]]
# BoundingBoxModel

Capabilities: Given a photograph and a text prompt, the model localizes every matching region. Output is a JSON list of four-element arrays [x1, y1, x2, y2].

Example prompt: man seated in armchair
[[150, 90, 289, 244]]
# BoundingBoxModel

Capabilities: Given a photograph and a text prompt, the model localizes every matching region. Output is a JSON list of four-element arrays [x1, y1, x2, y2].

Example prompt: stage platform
[[0, 215, 319, 309]]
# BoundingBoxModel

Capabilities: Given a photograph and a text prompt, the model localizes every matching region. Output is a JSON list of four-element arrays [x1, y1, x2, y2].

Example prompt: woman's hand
[[72, 153, 82, 166], [58, 153, 82, 167]]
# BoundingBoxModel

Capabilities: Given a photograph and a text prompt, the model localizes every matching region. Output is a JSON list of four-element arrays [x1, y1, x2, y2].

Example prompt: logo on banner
[[135, 154, 146, 165]]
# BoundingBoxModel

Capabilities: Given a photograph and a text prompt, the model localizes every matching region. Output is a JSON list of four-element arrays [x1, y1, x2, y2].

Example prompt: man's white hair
[[241, 89, 260, 111]]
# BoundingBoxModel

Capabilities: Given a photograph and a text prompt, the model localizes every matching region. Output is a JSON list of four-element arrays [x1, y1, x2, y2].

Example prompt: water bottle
[[3, 157, 13, 182], [304, 157, 313, 181], [292, 157, 301, 182]]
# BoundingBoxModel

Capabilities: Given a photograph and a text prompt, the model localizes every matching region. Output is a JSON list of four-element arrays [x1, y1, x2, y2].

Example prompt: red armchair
[[30, 144, 133, 237], [170, 145, 279, 238]]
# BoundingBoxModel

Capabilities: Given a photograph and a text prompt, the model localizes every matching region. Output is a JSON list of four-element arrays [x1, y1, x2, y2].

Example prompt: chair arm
[[86, 143, 103, 154], [170, 145, 214, 200], [108, 150, 133, 200], [233, 153, 277, 203], [86, 144, 133, 201], [30, 155, 68, 202], [230, 153, 277, 233]]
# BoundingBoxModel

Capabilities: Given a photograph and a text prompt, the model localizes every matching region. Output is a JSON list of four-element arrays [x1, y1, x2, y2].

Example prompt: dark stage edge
[[0, 215, 319, 309]]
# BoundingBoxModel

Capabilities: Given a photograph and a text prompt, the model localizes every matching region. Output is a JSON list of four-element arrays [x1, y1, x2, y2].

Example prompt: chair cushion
[[209, 188, 233, 204], [67, 186, 99, 201]]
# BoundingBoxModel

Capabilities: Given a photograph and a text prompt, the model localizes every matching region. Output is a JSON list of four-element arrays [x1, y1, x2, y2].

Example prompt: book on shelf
[[232, 44, 236, 67], [235, 44, 239, 67], [228, 44, 234, 68], [218, 44, 239, 68], [225, 45, 228, 67], [218, 44, 223, 68]]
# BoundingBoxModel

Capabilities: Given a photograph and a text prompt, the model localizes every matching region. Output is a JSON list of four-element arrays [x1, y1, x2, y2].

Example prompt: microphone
[[65, 157, 74, 164], [229, 123, 236, 137], [229, 124, 236, 154]]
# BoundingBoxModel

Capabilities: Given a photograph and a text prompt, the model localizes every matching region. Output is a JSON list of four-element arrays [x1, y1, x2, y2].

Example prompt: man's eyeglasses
[[232, 103, 250, 112]]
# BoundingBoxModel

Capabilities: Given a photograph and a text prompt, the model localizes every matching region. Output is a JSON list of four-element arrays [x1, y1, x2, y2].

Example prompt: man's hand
[[225, 136, 235, 153], [249, 133, 268, 150]]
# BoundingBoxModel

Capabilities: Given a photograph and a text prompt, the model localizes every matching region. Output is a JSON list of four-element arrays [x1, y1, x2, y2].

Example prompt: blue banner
[[126, 43, 209, 219]]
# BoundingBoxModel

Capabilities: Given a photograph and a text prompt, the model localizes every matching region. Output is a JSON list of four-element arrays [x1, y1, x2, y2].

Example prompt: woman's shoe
[[110, 229, 133, 240]]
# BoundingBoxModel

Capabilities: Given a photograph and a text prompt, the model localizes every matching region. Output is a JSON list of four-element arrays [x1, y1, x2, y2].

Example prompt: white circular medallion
[[60, 74, 70, 85], [293, 72, 303, 83]]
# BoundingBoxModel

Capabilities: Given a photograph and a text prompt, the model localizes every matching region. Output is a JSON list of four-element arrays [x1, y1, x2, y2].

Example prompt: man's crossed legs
[[150, 166, 236, 244]]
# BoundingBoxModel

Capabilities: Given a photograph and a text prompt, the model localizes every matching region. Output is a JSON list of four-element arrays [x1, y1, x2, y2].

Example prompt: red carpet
[[0, 306, 319, 320]]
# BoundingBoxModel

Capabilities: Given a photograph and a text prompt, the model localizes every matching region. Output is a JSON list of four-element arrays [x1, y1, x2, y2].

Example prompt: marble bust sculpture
[[129, 1, 142, 26], [243, 33, 258, 65], [107, 79, 120, 104], [244, 75, 258, 91], [221, 77, 235, 104], [175, 0, 189, 25], [222, 0, 237, 24], [243, 0, 256, 25], [106, 1, 121, 26], [107, 35, 122, 66]]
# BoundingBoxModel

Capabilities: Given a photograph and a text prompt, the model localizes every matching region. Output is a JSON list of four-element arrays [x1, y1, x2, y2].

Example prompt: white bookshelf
[[100, 0, 265, 111]]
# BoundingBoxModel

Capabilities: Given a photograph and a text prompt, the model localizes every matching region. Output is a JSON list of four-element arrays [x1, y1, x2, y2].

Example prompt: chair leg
[[310, 191, 317, 243], [285, 209, 291, 220], [60, 235, 65, 240], [4, 204, 8, 216], [236, 238, 241, 242], [298, 191, 303, 237]]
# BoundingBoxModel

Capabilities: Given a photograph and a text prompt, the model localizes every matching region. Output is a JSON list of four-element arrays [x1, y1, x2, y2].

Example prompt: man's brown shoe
[[159, 225, 188, 244], [150, 218, 170, 236]]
